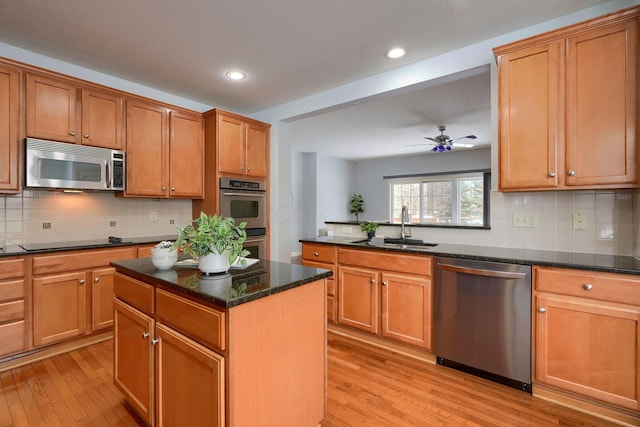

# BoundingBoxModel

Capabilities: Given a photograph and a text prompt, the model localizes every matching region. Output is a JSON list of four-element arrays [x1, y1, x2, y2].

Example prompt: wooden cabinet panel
[[169, 110, 204, 198], [565, 19, 638, 186], [339, 248, 431, 276], [302, 243, 336, 264], [155, 288, 225, 351], [0, 300, 24, 323], [91, 267, 115, 331], [0, 257, 25, 281], [33, 247, 135, 275], [0, 64, 20, 192], [0, 279, 25, 301], [33, 271, 87, 347], [26, 73, 78, 143], [81, 89, 124, 150], [535, 294, 640, 410], [0, 320, 26, 357], [338, 266, 379, 333], [114, 273, 154, 315], [217, 113, 245, 176], [381, 272, 432, 349], [113, 298, 155, 426], [155, 322, 224, 427], [245, 122, 268, 178], [125, 100, 168, 197]]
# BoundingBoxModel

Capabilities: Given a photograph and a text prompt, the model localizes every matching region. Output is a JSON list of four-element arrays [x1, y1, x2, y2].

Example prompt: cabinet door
[[535, 294, 640, 410], [217, 114, 245, 175], [565, 19, 638, 186], [245, 122, 268, 178], [33, 271, 87, 347], [497, 42, 561, 190], [81, 89, 124, 150], [0, 64, 20, 192], [91, 267, 115, 331], [155, 323, 224, 427], [169, 110, 204, 198], [26, 74, 79, 143], [381, 272, 432, 349], [338, 266, 379, 333], [113, 299, 155, 426], [126, 100, 168, 197]]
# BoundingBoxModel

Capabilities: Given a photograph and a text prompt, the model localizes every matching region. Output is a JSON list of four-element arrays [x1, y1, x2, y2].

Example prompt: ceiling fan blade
[[406, 143, 435, 147], [424, 137, 438, 142], [449, 135, 477, 143]]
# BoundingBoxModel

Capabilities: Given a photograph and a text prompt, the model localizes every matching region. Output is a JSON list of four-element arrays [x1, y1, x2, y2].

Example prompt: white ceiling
[[0, 0, 613, 160]]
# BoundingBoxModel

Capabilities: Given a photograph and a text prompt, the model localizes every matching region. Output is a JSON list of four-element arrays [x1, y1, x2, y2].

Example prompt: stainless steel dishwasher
[[432, 256, 532, 392]]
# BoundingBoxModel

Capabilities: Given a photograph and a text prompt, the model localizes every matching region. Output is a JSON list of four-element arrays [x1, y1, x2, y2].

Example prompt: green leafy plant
[[359, 221, 379, 233], [172, 212, 249, 263], [350, 194, 364, 221]]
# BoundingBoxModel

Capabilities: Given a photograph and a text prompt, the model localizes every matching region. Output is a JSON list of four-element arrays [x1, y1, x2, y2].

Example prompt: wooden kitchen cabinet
[[338, 248, 432, 349], [26, 73, 125, 149], [534, 266, 640, 411], [91, 267, 116, 331], [0, 64, 20, 193], [301, 243, 337, 322], [125, 100, 203, 198], [0, 257, 27, 357], [495, 7, 639, 191]]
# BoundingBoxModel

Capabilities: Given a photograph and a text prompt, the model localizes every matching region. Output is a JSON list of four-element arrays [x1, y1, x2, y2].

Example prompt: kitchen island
[[110, 257, 332, 427]]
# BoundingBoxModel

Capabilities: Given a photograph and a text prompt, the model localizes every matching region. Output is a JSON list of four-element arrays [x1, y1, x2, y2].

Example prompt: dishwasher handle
[[437, 263, 527, 280]]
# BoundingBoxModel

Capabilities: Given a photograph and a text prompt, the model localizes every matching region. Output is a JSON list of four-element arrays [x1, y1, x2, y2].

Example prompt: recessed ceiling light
[[225, 71, 246, 80], [386, 47, 405, 59]]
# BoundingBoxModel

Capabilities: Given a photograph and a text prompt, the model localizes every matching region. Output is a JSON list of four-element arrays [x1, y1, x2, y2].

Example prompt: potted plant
[[360, 221, 379, 240], [173, 212, 249, 275], [350, 194, 364, 221]]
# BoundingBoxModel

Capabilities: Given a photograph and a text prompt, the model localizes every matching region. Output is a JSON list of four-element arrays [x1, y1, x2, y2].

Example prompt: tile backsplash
[[0, 190, 193, 246], [330, 189, 640, 257]]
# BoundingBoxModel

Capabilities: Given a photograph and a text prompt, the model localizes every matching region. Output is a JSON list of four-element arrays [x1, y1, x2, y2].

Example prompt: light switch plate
[[572, 212, 587, 230]]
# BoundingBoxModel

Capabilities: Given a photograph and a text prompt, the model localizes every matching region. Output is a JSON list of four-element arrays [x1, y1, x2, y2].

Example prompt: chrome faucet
[[400, 205, 411, 239]]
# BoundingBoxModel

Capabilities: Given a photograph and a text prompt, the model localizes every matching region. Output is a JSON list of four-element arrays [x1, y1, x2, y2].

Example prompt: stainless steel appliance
[[219, 177, 267, 232], [433, 256, 532, 392], [243, 235, 267, 259], [25, 138, 125, 191]]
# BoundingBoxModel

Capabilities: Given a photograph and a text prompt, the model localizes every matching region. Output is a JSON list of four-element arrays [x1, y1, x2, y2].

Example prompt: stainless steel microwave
[[25, 138, 125, 191]]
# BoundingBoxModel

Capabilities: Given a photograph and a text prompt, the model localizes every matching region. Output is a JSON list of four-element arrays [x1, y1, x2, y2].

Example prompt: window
[[388, 171, 490, 228]]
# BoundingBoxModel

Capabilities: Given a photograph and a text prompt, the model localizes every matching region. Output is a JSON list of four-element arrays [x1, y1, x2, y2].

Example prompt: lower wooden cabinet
[[534, 266, 640, 411], [91, 267, 116, 331], [301, 243, 338, 323], [0, 257, 26, 357], [338, 248, 432, 349]]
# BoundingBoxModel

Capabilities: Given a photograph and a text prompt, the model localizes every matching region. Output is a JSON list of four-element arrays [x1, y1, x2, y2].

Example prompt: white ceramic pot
[[150, 247, 178, 270], [199, 250, 231, 275]]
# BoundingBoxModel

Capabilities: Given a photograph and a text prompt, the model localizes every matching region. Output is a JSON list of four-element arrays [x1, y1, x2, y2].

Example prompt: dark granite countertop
[[300, 236, 640, 276], [0, 235, 177, 258], [111, 256, 333, 309]]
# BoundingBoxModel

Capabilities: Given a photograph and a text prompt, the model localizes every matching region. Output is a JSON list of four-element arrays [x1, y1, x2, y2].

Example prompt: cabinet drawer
[[302, 244, 336, 263], [0, 279, 25, 301], [0, 300, 24, 323], [535, 267, 640, 306], [327, 278, 336, 297], [114, 273, 154, 314], [0, 258, 25, 280], [156, 288, 225, 351], [339, 248, 432, 276], [302, 259, 334, 275], [0, 320, 26, 357], [33, 247, 137, 275]]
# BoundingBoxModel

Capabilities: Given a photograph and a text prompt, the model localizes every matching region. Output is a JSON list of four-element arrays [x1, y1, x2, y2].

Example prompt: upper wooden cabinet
[[495, 7, 639, 191], [26, 73, 124, 149], [0, 64, 21, 193], [125, 100, 203, 199], [209, 109, 270, 178]]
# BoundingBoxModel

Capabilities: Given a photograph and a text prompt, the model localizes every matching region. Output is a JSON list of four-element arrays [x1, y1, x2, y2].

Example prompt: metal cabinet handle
[[538, 307, 546, 313], [79, 279, 85, 285], [382, 281, 388, 286], [83, 134, 89, 138], [69, 131, 76, 136], [314, 252, 319, 256], [583, 283, 593, 291], [568, 170, 576, 176], [247, 167, 251, 171], [94, 277, 99, 283], [370, 279, 376, 285], [240, 166, 245, 171], [151, 338, 159, 346], [548, 172, 556, 177], [142, 332, 150, 339], [162, 186, 167, 191], [171, 187, 175, 191]]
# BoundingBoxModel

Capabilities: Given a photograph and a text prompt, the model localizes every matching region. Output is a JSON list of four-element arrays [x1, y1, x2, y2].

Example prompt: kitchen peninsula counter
[[111, 257, 330, 426]]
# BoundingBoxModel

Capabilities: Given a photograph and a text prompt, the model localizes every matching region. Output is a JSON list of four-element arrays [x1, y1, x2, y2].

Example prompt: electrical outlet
[[109, 220, 117, 227], [169, 219, 175, 224], [42, 222, 51, 230], [512, 213, 538, 228], [150, 212, 158, 221], [572, 212, 587, 230]]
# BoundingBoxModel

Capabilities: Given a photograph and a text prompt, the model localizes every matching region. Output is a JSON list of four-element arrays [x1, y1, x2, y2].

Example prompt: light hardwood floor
[[0, 334, 619, 426]]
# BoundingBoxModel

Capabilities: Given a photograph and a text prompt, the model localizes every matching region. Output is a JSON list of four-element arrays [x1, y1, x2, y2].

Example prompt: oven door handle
[[437, 263, 527, 280], [245, 238, 265, 243], [222, 191, 266, 197]]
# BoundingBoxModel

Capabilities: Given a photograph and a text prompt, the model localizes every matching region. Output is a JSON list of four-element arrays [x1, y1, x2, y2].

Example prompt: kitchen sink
[[348, 238, 438, 250]]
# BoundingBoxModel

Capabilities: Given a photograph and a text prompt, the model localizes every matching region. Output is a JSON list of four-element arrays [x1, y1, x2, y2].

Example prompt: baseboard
[[0, 331, 113, 373]]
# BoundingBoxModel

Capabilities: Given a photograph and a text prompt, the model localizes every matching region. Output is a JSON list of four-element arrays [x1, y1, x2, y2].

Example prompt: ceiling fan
[[412, 125, 477, 152]]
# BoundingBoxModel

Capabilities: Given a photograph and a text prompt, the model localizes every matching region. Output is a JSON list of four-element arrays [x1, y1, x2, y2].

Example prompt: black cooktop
[[20, 237, 133, 252]]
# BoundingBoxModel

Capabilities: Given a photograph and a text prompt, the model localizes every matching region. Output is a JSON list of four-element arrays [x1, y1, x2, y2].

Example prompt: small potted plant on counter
[[360, 221, 379, 241], [173, 212, 249, 275]]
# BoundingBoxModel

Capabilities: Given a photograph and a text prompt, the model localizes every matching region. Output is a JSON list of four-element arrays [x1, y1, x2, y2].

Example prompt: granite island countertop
[[111, 256, 333, 309], [300, 236, 640, 276]]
